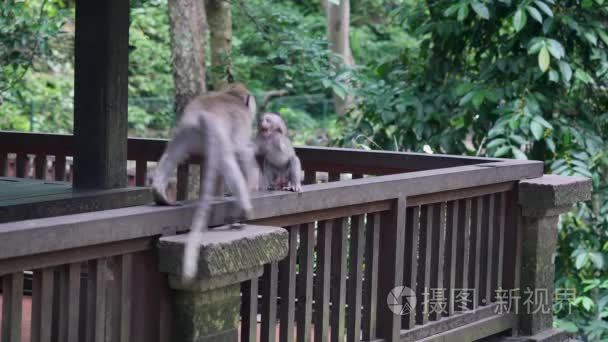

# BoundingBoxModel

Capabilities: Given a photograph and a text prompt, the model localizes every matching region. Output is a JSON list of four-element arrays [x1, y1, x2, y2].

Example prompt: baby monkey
[[254, 112, 302, 192]]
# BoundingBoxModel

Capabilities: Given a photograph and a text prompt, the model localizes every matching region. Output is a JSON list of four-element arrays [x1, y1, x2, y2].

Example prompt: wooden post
[[73, 0, 129, 189], [376, 196, 406, 341]]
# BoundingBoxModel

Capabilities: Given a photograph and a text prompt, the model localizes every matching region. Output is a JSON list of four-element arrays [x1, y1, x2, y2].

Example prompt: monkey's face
[[259, 113, 286, 138]]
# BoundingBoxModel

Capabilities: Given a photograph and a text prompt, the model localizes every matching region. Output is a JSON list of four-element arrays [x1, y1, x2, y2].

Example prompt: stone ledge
[[519, 175, 591, 215], [158, 224, 288, 280]]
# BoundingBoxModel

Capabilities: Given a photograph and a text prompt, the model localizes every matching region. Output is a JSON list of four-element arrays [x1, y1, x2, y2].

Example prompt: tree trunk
[[168, 0, 207, 116], [327, 0, 354, 115], [168, 0, 207, 199], [206, 0, 233, 89]]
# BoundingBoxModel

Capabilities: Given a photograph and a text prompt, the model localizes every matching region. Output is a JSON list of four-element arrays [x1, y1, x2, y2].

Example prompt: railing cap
[[158, 224, 288, 289], [519, 174, 591, 216]]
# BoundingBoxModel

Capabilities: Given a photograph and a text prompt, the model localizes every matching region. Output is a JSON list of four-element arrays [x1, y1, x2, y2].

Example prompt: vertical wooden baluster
[[1, 273, 24, 342], [314, 220, 333, 342], [176, 164, 189, 201], [429, 203, 445, 321], [241, 277, 259, 342], [54, 155, 66, 181], [376, 196, 406, 341], [477, 195, 491, 306], [158, 271, 172, 342], [31, 268, 54, 342], [135, 160, 147, 186], [455, 199, 471, 312], [503, 190, 520, 292], [402, 206, 419, 329], [483, 194, 495, 304], [303, 170, 316, 185], [445, 200, 458, 316], [32, 270, 42, 342], [363, 213, 380, 339], [16, 153, 27, 178], [35, 154, 46, 179], [416, 205, 433, 325], [261, 262, 279, 342], [120, 254, 133, 342], [296, 223, 314, 341], [279, 226, 298, 342], [493, 192, 506, 298], [0, 153, 7, 176], [54, 263, 81, 342], [468, 197, 483, 310], [347, 213, 365, 342], [330, 217, 348, 342], [86, 258, 108, 342]]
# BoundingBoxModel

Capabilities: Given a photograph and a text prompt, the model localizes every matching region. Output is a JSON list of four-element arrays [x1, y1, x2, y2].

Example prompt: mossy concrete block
[[172, 284, 240, 342], [158, 224, 288, 280], [519, 175, 591, 217]]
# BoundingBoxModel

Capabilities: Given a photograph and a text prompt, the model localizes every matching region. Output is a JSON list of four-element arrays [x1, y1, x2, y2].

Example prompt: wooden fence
[[0, 131, 544, 341]]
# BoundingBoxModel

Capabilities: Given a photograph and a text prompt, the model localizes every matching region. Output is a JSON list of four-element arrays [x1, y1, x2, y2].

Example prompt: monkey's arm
[[287, 155, 302, 192]]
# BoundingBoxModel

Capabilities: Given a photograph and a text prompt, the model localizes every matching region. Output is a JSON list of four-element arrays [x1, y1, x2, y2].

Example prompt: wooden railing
[[0, 131, 544, 342]]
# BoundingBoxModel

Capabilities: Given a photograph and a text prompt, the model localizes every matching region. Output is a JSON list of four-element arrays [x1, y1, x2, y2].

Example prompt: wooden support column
[[73, 0, 129, 189]]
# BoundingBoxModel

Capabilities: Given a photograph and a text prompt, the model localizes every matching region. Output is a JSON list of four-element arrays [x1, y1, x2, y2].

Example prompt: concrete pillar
[[517, 175, 591, 339], [158, 225, 288, 342]]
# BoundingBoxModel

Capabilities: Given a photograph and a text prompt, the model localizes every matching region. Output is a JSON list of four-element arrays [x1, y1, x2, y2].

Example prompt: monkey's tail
[[182, 116, 221, 280]]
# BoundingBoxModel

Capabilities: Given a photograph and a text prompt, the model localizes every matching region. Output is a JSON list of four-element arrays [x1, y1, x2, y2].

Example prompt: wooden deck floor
[[0, 177, 152, 223]]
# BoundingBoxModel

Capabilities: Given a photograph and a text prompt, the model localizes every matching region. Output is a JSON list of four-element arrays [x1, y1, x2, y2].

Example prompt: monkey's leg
[[152, 128, 199, 205], [236, 146, 260, 192], [222, 152, 253, 223]]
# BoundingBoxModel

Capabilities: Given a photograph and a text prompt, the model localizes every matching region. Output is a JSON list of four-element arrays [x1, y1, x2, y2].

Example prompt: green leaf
[[471, 1, 490, 19], [582, 297, 594, 311], [511, 147, 528, 159], [457, 4, 469, 21], [584, 31, 598, 45], [576, 252, 589, 269], [459, 91, 475, 106], [494, 146, 511, 157], [597, 29, 608, 46], [472, 91, 485, 108], [546, 138, 556, 153], [547, 39, 565, 59], [538, 46, 550, 72], [589, 252, 605, 269], [549, 70, 559, 82], [526, 6, 543, 23], [554, 319, 578, 333], [443, 4, 460, 17], [513, 9, 526, 32], [486, 138, 507, 149], [534, 116, 553, 129], [527, 38, 544, 54], [509, 134, 527, 145], [531, 121, 544, 140], [558, 61, 573, 82], [534, 1, 553, 17], [575, 69, 595, 84]]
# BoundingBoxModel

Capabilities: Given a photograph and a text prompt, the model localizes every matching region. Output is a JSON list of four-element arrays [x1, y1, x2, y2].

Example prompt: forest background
[[2, 0, 608, 339]]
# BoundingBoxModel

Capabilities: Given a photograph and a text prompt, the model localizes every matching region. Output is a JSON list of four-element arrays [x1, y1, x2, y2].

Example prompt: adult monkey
[[151, 82, 259, 279]]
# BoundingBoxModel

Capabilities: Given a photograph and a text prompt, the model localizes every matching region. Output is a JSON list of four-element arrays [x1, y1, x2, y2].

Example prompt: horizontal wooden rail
[[0, 159, 540, 260], [0, 131, 505, 172]]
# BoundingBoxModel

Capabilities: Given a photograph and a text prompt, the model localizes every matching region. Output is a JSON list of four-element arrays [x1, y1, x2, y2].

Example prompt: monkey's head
[[221, 82, 257, 117], [259, 112, 287, 138]]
